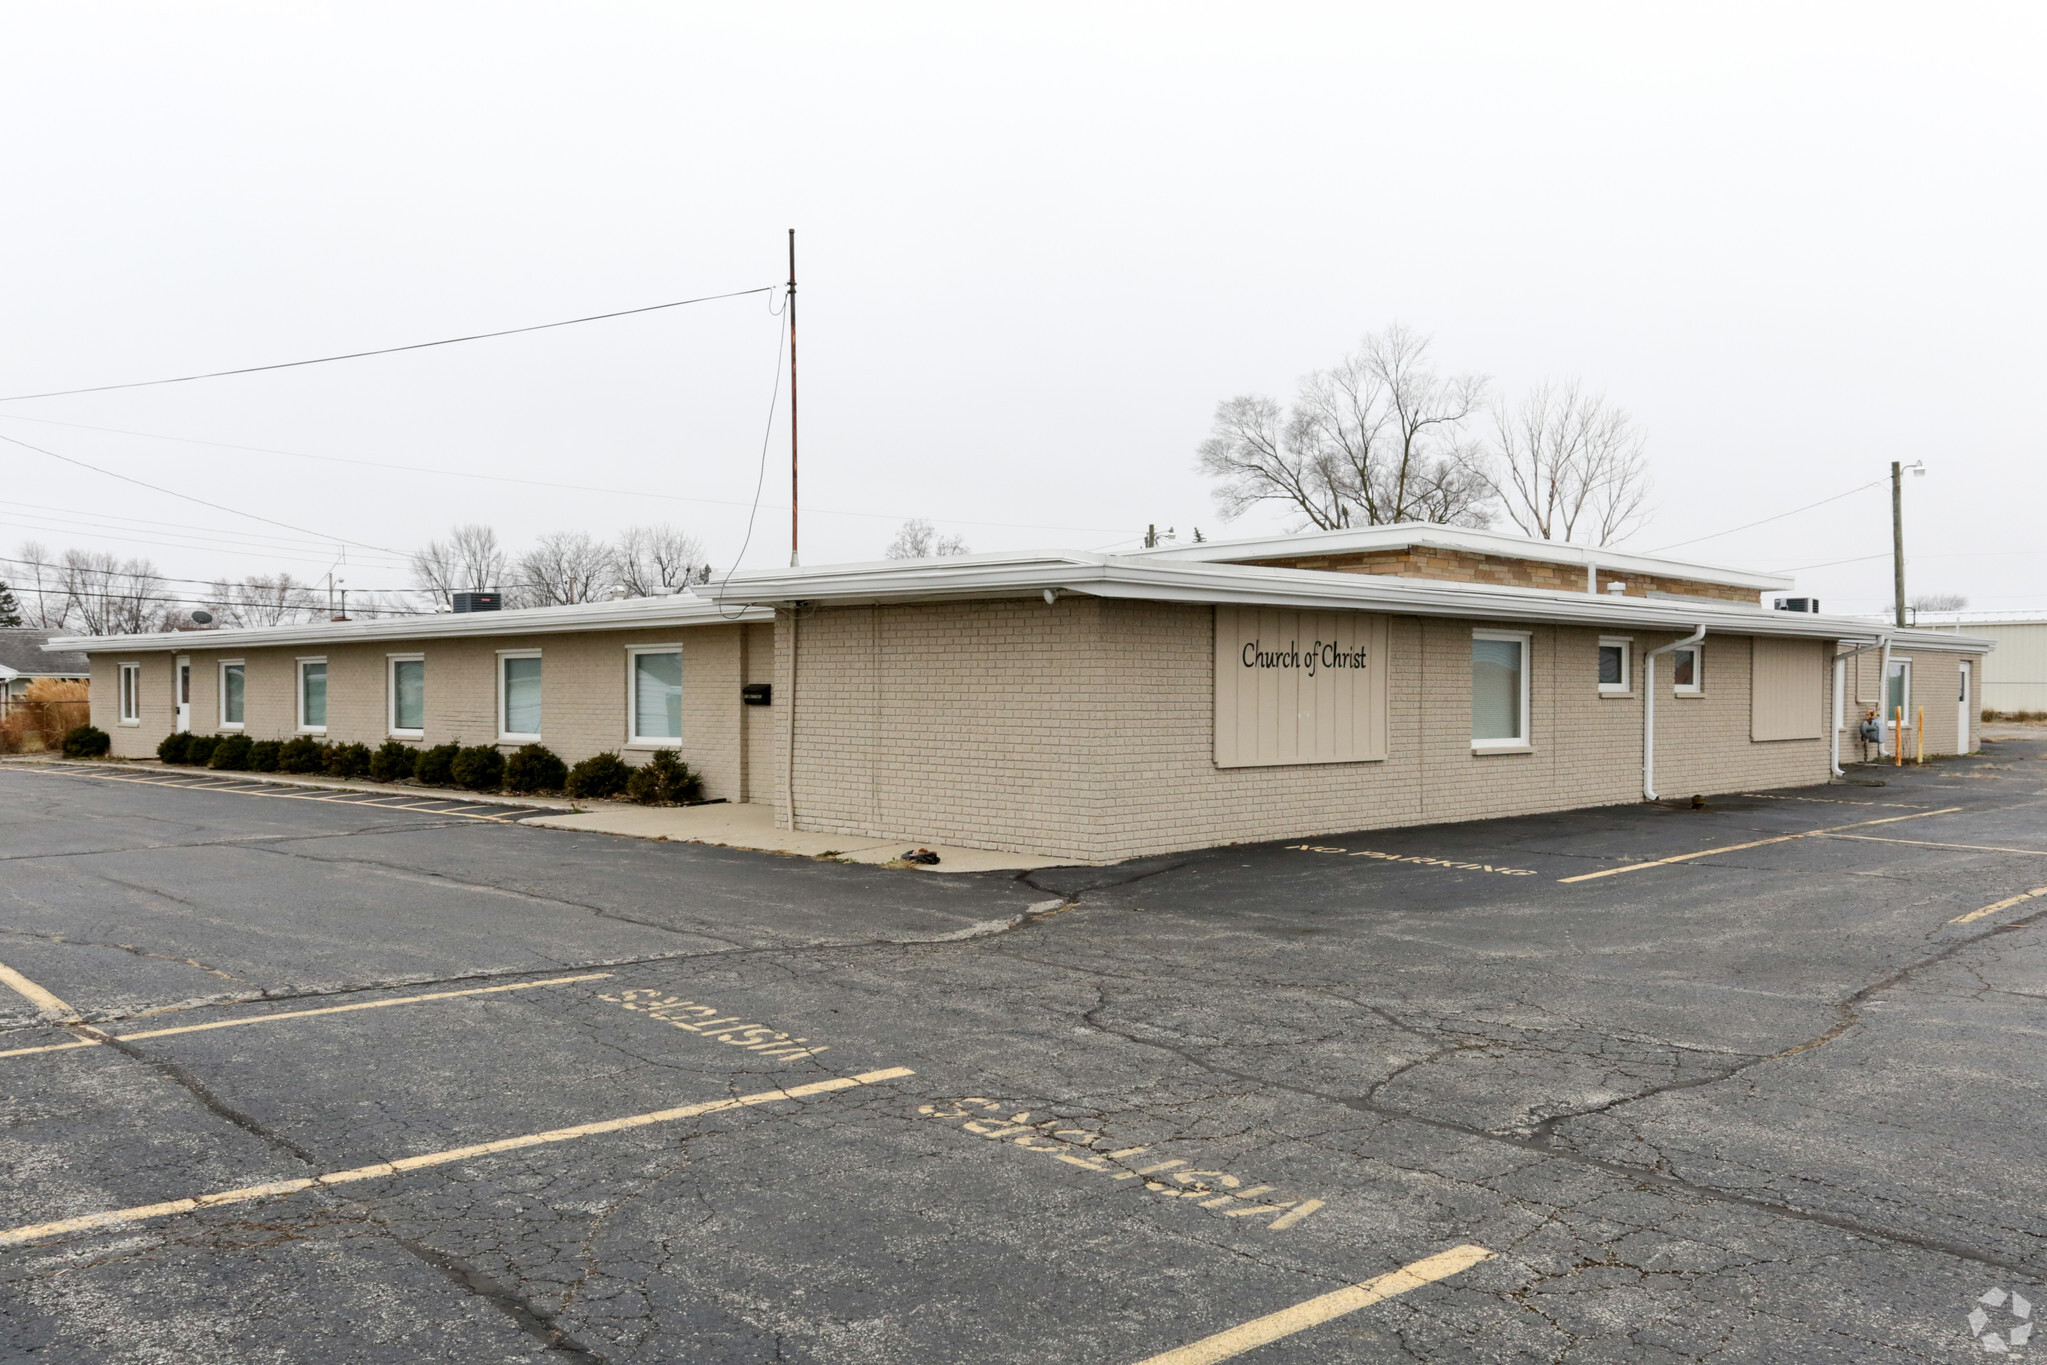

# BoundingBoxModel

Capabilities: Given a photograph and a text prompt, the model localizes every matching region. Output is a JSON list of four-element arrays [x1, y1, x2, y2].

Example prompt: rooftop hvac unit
[[1773, 597, 1819, 613], [452, 592, 503, 613]]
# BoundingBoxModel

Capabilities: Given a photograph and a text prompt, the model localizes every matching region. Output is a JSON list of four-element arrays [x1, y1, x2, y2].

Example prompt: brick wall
[[1232, 546, 1762, 604], [773, 601, 1838, 861]]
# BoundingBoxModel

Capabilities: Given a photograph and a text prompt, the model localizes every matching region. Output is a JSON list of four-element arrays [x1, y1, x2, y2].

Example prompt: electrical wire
[[717, 309, 788, 618], [0, 287, 777, 403], [0, 430, 400, 556], [1646, 478, 1889, 554], [0, 497, 413, 561], [0, 413, 1135, 535]]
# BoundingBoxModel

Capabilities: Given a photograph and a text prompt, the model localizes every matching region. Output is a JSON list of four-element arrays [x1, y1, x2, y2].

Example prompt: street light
[[1892, 461, 1925, 628]]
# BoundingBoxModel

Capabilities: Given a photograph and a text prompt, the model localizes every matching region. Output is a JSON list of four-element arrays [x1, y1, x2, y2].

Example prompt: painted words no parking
[[599, 990, 828, 1060], [919, 1098, 1324, 1230], [1287, 844, 1541, 876]]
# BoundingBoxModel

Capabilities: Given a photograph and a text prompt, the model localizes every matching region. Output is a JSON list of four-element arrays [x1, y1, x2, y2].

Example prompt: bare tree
[[409, 524, 509, 605], [1197, 324, 1492, 530], [514, 530, 613, 606], [884, 519, 970, 559], [1908, 592, 1969, 614], [5, 543, 72, 630], [203, 573, 325, 627], [1469, 379, 1652, 545], [612, 524, 708, 595], [57, 549, 167, 635]]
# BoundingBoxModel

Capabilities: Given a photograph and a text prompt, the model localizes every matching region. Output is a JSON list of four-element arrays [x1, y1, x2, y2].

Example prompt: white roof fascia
[[49, 595, 774, 654], [715, 553, 1986, 646], [1128, 523, 1793, 592]]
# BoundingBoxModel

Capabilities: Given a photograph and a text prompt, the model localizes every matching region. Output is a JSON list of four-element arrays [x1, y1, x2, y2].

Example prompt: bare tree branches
[[52, 549, 169, 635], [203, 573, 324, 627], [1470, 379, 1652, 546], [1197, 324, 1492, 530], [613, 524, 709, 595], [1908, 592, 1969, 613], [512, 530, 614, 606], [884, 519, 970, 559], [409, 523, 509, 605]]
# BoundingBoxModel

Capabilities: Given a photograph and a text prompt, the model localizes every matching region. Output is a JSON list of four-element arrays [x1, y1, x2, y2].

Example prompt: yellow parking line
[[0, 973, 612, 1060], [1821, 834, 2047, 857], [0, 960, 78, 1020], [7, 765, 531, 820], [1558, 807, 1965, 883], [0, 1066, 916, 1247], [1129, 1245, 1493, 1364], [1951, 886, 2047, 925]]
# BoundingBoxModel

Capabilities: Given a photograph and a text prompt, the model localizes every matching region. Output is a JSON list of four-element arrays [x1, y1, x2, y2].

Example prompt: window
[[118, 662, 141, 724], [297, 658, 328, 732], [499, 651, 542, 741], [1672, 645, 1703, 695], [628, 647, 683, 745], [1597, 637, 1631, 695], [220, 662, 245, 728], [1885, 658, 1912, 729], [388, 655, 425, 736], [1472, 630, 1531, 750]]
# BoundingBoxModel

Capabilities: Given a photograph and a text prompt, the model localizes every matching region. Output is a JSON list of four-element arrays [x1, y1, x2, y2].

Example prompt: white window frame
[[296, 656, 329, 734], [1885, 657, 1913, 731], [1471, 628, 1533, 753], [1597, 636, 1632, 696], [1672, 644, 1704, 696], [219, 660, 246, 730], [118, 661, 141, 725], [625, 643, 685, 749], [497, 649, 543, 743], [386, 653, 426, 738]]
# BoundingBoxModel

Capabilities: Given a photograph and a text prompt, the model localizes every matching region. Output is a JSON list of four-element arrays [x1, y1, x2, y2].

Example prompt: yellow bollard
[[1895, 706, 1904, 766], [1917, 705, 1925, 764]]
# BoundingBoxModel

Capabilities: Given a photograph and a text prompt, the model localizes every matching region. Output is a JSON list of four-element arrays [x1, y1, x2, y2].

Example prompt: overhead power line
[[0, 430, 400, 557], [0, 287, 777, 404], [1647, 478, 1888, 554], [0, 412, 1134, 536]]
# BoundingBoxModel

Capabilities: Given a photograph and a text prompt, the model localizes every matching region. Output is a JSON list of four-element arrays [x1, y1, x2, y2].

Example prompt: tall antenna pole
[[787, 229, 799, 567]]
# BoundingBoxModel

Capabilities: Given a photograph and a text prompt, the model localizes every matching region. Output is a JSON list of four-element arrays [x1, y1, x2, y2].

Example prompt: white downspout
[[1831, 637, 1886, 777], [1643, 625, 1706, 802], [1877, 636, 1894, 758]]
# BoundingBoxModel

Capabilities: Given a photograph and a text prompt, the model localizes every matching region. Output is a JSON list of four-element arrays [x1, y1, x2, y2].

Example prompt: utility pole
[[1891, 460, 1924, 628], [1891, 461, 1905, 628], [787, 229, 799, 567]]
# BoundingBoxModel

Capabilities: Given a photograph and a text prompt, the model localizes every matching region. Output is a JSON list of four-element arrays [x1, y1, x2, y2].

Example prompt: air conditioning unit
[[1773, 597, 1819, 613], [452, 592, 503, 613]]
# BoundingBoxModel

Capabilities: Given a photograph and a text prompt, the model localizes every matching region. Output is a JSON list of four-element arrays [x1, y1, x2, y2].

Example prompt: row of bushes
[[147, 729, 702, 802]]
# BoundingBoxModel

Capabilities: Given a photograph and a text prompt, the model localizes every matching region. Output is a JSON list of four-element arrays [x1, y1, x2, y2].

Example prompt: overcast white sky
[[1, 3, 2040, 614]]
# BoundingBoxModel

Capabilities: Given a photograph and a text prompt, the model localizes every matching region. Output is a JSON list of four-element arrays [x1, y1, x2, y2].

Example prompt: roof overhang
[[1127, 523, 1794, 593], [47, 594, 774, 654], [713, 551, 1993, 648]]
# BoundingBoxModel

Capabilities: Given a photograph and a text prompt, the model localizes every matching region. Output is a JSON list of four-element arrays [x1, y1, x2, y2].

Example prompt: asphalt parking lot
[[3, 739, 2045, 1364]]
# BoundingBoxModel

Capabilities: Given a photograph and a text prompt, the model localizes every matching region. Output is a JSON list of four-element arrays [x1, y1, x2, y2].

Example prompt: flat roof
[[1127, 523, 1795, 592]]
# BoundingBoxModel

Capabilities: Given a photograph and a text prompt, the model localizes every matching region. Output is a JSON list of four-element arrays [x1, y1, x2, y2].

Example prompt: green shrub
[[565, 751, 631, 800], [414, 742, 459, 786], [325, 742, 372, 779], [450, 744, 504, 791], [62, 724, 111, 758], [369, 740, 416, 782], [209, 734, 253, 770], [503, 744, 566, 794], [248, 739, 282, 773], [278, 736, 327, 774], [183, 734, 219, 766], [626, 749, 702, 805], [156, 732, 192, 764]]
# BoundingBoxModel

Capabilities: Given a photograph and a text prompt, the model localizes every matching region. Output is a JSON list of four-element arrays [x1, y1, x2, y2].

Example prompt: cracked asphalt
[[3, 740, 2045, 1363]]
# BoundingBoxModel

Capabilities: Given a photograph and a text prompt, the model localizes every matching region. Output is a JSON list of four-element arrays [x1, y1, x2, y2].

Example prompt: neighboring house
[[0, 629, 89, 718], [1907, 613, 2047, 714], [50, 525, 1992, 861]]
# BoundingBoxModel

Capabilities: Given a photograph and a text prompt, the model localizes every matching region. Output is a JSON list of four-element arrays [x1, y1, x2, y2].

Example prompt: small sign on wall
[[1215, 607, 1389, 767]]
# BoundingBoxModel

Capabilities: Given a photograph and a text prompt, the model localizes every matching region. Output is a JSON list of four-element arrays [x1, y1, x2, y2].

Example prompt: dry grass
[[1983, 709, 2047, 725], [0, 678, 89, 754]]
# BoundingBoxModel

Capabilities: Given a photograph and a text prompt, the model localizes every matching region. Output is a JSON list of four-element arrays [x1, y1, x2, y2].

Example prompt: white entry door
[[1959, 661, 1972, 753], [175, 655, 191, 733]]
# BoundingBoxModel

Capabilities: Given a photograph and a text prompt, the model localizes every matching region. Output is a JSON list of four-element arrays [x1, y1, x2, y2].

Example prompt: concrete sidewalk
[[520, 801, 1093, 873]]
